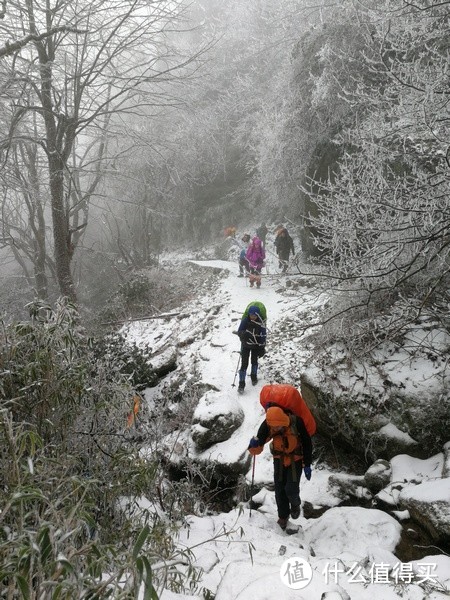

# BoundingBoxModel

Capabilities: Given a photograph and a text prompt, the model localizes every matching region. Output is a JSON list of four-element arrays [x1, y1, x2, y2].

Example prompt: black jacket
[[237, 315, 266, 348], [275, 230, 294, 256]]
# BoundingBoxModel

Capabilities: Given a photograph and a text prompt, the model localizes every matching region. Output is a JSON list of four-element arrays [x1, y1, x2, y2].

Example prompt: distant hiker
[[236, 302, 267, 393], [274, 227, 295, 273], [274, 224, 284, 237], [245, 236, 266, 288], [238, 233, 251, 277], [224, 226, 237, 238], [248, 404, 312, 531], [256, 223, 268, 246]]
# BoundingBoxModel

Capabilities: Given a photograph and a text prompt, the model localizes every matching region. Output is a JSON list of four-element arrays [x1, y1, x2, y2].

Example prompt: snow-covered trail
[[187, 258, 302, 484], [125, 258, 450, 600]]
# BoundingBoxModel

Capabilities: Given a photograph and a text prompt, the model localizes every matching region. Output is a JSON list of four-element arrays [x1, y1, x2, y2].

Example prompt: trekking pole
[[231, 353, 241, 387], [249, 455, 256, 518]]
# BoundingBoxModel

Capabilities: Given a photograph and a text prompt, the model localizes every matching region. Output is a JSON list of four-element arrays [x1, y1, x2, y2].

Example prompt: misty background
[[2, 0, 447, 328]]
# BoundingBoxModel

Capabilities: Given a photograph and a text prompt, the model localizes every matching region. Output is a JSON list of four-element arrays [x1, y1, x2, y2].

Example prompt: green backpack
[[242, 301, 267, 322]]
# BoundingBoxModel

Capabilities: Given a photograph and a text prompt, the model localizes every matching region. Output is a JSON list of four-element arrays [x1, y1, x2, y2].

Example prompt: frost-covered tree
[[299, 0, 450, 348], [0, 0, 201, 302], [116, 0, 320, 245]]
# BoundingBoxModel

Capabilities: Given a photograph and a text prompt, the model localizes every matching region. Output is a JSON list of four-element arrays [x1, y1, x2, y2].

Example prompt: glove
[[248, 437, 260, 449], [257, 346, 266, 358], [304, 466, 312, 480]]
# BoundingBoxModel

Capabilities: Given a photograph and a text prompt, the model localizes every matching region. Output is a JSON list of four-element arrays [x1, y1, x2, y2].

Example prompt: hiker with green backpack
[[235, 301, 267, 394]]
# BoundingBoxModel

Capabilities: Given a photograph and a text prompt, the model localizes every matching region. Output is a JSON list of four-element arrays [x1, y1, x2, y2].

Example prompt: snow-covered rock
[[303, 506, 402, 559], [328, 473, 372, 502], [399, 478, 450, 542], [372, 424, 420, 460], [364, 459, 392, 493], [191, 391, 244, 450], [443, 442, 450, 478]]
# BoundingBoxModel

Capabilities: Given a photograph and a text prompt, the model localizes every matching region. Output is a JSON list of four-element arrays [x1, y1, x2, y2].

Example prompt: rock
[[442, 441, 450, 478], [328, 473, 372, 502], [371, 423, 420, 460], [364, 459, 392, 493], [305, 506, 402, 558], [390, 452, 444, 484], [399, 478, 450, 543], [300, 358, 449, 462], [191, 390, 244, 450], [391, 509, 410, 521]]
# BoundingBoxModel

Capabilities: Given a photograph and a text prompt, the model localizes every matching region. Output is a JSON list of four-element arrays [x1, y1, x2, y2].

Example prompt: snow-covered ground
[[123, 244, 450, 600]]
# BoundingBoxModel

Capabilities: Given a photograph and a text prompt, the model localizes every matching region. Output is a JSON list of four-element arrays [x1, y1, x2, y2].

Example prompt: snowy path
[[187, 259, 303, 484], [124, 259, 450, 600]]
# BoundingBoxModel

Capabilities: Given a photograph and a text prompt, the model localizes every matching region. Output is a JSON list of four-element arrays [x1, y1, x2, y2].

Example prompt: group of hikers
[[235, 300, 315, 532], [224, 224, 309, 531], [227, 223, 296, 286]]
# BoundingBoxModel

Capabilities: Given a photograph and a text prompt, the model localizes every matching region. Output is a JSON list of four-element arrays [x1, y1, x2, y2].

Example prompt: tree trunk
[[48, 155, 77, 302]]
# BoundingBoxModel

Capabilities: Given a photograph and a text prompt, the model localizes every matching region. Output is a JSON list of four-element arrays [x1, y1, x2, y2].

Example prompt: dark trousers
[[278, 251, 290, 272], [273, 459, 302, 519], [239, 256, 249, 275], [240, 346, 259, 373]]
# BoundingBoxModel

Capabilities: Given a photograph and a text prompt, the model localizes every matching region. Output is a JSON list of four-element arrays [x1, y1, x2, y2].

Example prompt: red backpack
[[260, 384, 316, 437]]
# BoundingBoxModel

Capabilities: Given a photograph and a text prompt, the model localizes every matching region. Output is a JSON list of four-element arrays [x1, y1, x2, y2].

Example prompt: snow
[[400, 477, 450, 504], [390, 453, 444, 484], [122, 249, 450, 600], [378, 423, 417, 444]]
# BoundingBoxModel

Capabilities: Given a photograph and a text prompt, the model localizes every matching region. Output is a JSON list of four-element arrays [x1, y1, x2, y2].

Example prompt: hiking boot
[[238, 381, 245, 394], [290, 504, 301, 520], [277, 518, 288, 531], [251, 374, 258, 385]]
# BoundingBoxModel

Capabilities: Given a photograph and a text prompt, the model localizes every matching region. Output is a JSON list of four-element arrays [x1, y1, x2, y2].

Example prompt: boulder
[[191, 390, 244, 450], [399, 478, 450, 543], [328, 473, 372, 503], [370, 424, 420, 460], [443, 441, 450, 478], [364, 459, 392, 494], [300, 350, 449, 462]]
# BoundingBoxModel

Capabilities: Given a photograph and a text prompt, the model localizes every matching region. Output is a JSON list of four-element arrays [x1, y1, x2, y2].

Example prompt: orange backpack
[[269, 414, 304, 467], [260, 384, 316, 437]]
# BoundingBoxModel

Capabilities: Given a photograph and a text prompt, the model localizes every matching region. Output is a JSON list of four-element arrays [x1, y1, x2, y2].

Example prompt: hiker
[[248, 405, 312, 531], [256, 223, 268, 246], [238, 233, 251, 277], [236, 302, 267, 393], [274, 224, 284, 237], [224, 226, 237, 238], [245, 236, 266, 288], [274, 227, 295, 273]]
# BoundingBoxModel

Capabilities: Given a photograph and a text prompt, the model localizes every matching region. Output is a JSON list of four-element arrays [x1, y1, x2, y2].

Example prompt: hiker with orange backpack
[[248, 384, 314, 531]]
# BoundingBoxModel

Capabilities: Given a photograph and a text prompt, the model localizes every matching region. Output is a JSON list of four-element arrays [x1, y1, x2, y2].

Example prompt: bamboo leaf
[[132, 525, 149, 560], [16, 575, 30, 600]]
